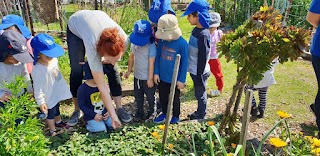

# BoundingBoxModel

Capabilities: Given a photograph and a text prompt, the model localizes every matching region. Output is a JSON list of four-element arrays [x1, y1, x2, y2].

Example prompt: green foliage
[[218, 7, 310, 85], [0, 76, 49, 156]]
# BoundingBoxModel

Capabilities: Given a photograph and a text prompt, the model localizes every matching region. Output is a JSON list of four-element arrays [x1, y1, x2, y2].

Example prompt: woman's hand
[[103, 112, 110, 120], [111, 114, 122, 129]]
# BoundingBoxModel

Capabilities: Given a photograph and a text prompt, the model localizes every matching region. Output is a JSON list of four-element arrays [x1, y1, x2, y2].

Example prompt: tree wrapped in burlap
[[217, 6, 310, 138]]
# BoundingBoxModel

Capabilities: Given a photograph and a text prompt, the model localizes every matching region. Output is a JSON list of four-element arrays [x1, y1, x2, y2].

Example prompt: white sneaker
[[210, 90, 221, 97]]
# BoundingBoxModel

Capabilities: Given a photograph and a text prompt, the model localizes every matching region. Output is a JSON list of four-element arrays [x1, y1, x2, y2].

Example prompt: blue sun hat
[[31, 33, 64, 65], [130, 20, 152, 46], [148, 0, 176, 23], [181, 0, 211, 28], [0, 15, 32, 39]]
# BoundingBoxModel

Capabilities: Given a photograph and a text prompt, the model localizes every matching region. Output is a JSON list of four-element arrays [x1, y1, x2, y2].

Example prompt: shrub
[[0, 76, 49, 155]]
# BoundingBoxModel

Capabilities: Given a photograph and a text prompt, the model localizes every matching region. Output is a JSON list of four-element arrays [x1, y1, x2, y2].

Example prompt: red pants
[[209, 59, 224, 92]]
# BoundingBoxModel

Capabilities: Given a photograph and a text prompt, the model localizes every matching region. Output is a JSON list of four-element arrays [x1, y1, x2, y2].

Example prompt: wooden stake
[[94, 0, 98, 10], [162, 54, 181, 148], [239, 89, 253, 155]]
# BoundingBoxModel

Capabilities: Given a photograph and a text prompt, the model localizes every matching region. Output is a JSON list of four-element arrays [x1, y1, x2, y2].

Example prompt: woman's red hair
[[96, 28, 125, 57]]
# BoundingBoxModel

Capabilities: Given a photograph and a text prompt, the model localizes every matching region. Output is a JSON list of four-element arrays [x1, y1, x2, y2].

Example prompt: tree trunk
[[282, 0, 292, 26], [232, 0, 237, 25], [221, 0, 227, 23], [232, 83, 245, 117], [264, 0, 267, 6], [94, 0, 98, 10], [219, 79, 241, 133]]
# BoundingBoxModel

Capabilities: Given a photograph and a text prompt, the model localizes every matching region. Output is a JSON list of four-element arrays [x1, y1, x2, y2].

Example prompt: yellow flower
[[269, 138, 287, 148], [6, 128, 13, 132], [231, 143, 237, 148], [151, 132, 159, 138], [282, 38, 290, 43], [260, 6, 268, 12], [227, 153, 233, 156], [305, 135, 313, 142], [159, 124, 165, 130], [156, 136, 161, 141], [212, 141, 214, 147], [276, 110, 291, 118], [299, 131, 303, 135], [312, 148, 320, 154], [313, 138, 320, 147], [275, 15, 282, 20], [207, 121, 215, 126], [168, 143, 174, 149], [202, 154, 207, 156]]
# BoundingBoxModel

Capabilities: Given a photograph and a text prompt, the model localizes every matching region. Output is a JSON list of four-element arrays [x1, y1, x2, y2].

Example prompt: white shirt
[[68, 10, 128, 72], [31, 58, 72, 109], [0, 62, 33, 98], [254, 58, 279, 88]]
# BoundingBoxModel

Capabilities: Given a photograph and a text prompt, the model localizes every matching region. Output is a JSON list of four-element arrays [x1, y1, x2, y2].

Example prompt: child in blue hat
[[0, 30, 33, 109], [78, 62, 113, 132], [0, 14, 34, 74], [31, 33, 72, 136], [148, 0, 176, 46], [182, 0, 211, 120], [124, 20, 157, 121]]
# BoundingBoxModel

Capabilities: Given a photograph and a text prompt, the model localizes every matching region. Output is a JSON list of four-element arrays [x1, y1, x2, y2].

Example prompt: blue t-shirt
[[78, 82, 107, 121], [310, 0, 320, 57], [154, 37, 189, 83]]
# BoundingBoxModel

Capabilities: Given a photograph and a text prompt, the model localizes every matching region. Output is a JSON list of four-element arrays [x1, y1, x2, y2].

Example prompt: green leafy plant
[[218, 6, 310, 136], [0, 76, 49, 155]]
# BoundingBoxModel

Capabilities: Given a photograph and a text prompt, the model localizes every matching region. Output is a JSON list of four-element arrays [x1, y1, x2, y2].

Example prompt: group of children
[[0, 0, 278, 136]]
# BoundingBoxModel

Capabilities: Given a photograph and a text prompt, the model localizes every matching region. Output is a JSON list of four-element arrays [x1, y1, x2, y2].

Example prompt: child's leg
[[134, 78, 145, 119], [159, 81, 170, 115], [209, 59, 224, 92], [172, 87, 181, 118], [47, 105, 58, 132], [257, 87, 268, 112], [86, 119, 107, 132], [103, 116, 113, 130], [144, 81, 157, 117], [54, 104, 62, 123], [190, 73, 210, 118]]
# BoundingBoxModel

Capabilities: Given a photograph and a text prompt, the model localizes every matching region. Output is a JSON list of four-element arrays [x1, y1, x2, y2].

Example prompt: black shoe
[[250, 107, 259, 116], [188, 111, 204, 120], [310, 103, 315, 115], [257, 110, 264, 118]]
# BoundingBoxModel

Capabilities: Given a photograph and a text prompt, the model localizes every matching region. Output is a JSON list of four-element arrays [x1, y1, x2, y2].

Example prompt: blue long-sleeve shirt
[[154, 36, 188, 83], [78, 82, 107, 121], [188, 27, 211, 76]]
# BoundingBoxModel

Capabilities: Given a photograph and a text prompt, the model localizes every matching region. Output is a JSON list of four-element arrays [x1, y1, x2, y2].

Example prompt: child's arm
[[197, 35, 210, 76], [124, 52, 134, 79], [22, 64, 33, 94], [154, 41, 162, 85], [77, 85, 97, 121], [148, 43, 157, 88], [31, 70, 47, 112], [177, 40, 189, 88]]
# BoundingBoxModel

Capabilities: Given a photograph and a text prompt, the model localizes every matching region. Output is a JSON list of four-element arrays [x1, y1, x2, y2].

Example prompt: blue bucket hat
[[31, 33, 64, 65], [148, 0, 176, 23], [130, 20, 152, 46], [181, 0, 211, 28], [0, 15, 32, 39], [0, 30, 33, 63]]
